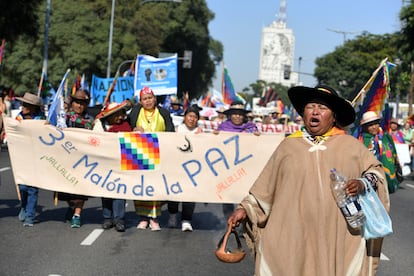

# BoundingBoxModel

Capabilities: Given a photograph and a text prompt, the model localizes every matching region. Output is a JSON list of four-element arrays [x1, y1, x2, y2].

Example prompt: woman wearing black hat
[[227, 85, 390, 276], [213, 101, 259, 135]]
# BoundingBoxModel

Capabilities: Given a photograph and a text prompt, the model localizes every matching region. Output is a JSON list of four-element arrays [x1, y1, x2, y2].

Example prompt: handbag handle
[[215, 222, 246, 263]]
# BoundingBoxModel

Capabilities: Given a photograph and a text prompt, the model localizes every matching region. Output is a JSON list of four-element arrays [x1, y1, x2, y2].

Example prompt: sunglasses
[[72, 99, 88, 105]]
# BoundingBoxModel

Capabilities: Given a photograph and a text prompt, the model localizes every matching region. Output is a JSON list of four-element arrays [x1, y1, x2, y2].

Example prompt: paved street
[[0, 149, 413, 275]]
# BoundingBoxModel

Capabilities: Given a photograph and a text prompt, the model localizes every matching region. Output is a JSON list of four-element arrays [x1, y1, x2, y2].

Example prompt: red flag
[[71, 74, 82, 95]]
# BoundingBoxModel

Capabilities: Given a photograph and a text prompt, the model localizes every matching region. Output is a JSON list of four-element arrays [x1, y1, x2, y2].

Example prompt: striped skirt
[[134, 200, 162, 218]]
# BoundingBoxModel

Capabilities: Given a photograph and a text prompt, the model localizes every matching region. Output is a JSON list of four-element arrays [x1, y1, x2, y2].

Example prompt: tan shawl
[[240, 133, 389, 276]]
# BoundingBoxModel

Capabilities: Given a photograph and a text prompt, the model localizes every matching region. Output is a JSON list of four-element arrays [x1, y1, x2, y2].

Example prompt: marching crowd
[[0, 83, 407, 275]]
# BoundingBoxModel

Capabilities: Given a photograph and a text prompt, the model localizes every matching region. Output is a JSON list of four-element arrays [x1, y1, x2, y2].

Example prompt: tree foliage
[[314, 33, 399, 100], [0, 0, 42, 41], [399, 2, 414, 62], [0, 0, 222, 99]]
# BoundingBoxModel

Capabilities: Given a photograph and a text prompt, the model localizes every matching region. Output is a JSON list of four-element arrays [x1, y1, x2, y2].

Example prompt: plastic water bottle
[[330, 168, 365, 229]]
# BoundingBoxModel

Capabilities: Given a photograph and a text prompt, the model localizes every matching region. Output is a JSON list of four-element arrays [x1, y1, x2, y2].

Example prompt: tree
[[314, 32, 399, 101], [0, 0, 222, 99], [0, 0, 42, 42], [399, 2, 414, 115]]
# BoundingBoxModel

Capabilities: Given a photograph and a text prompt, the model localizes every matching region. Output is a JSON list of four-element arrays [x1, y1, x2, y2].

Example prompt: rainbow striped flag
[[350, 58, 395, 137], [222, 66, 244, 104]]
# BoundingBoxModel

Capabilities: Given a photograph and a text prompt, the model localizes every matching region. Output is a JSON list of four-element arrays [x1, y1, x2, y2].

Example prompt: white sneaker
[[181, 220, 193, 232], [168, 213, 177, 228]]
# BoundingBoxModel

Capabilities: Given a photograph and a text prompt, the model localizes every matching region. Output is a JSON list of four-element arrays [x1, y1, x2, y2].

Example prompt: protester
[[402, 120, 413, 145], [213, 101, 259, 220], [212, 106, 226, 123], [93, 101, 132, 232], [358, 111, 400, 193], [168, 106, 202, 232], [1, 91, 12, 118], [57, 89, 94, 228], [169, 98, 184, 116], [213, 101, 259, 135], [389, 118, 404, 144], [402, 120, 414, 171], [15, 92, 45, 226], [228, 85, 390, 275], [128, 86, 174, 231], [293, 115, 304, 127]]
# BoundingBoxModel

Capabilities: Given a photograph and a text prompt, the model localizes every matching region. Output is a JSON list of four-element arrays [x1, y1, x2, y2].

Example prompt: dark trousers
[[168, 201, 195, 221], [102, 198, 126, 222]]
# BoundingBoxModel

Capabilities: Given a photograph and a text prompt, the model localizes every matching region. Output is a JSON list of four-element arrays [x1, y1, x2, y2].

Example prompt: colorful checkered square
[[119, 133, 160, 170]]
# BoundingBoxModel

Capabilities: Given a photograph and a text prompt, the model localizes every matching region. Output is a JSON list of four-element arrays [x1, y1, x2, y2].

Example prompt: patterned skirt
[[134, 200, 162, 218]]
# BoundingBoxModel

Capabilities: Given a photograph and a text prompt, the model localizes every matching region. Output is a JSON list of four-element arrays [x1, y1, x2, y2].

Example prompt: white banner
[[4, 118, 284, 203]]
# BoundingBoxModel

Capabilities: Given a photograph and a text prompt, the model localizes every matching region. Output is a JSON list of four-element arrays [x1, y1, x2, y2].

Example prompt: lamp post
[[395, 58, 402, 118], [106, 0, 182, 78], [106, 0, 116, 78]]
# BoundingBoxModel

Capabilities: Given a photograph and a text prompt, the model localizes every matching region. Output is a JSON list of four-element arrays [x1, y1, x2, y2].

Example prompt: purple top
[[217, 120, 258, 133]]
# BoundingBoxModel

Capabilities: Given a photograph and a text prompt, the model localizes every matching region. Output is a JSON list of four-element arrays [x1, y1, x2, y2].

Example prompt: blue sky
[[206, 0, 403, 92]]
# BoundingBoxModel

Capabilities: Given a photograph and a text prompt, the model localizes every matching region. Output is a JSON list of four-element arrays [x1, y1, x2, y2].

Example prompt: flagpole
[[351, 57, 388, 106], [102, 70, 120, 109], [37, 71, 45, 97], [221, 61, 225, 101]]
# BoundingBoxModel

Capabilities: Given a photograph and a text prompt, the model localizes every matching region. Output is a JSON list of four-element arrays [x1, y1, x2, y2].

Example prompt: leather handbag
[[215, 222, 246, 263]]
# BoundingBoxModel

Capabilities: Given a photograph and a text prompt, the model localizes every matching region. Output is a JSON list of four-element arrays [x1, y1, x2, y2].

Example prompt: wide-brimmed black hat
[[288, 84, 355, 127], [71, 90, 90, 103], [223, 101, 249, 116]]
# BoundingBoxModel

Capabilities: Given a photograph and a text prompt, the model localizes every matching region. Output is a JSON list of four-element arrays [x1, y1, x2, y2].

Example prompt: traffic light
[[183, 50, 192, 69], [283, 64, 291, 80]]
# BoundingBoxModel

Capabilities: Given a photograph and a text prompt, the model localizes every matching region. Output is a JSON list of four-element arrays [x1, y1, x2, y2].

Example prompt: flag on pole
[[80, 73, 89, 91], [37, 71, 55, 105], [71, 74, 82, 95], [221, 65, 244, 104], [258, 86, 278, 107], [349, 58, 396, 137], [183, 91, 190, 111], [48, 69, 71, 127], [162, 94, 172, 110], [0, 39, 5, 65]]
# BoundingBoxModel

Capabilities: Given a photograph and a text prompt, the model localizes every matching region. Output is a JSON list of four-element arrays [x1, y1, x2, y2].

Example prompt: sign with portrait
[[134, 54, 178, 97]]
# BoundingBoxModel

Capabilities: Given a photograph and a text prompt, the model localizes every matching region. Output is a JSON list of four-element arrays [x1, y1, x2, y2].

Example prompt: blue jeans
[[19, 184, 38, 220], [102, 198, 125, 222]]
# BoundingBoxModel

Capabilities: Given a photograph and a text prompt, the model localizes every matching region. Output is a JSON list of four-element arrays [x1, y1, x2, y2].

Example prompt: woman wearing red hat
[[94, 101, 132, 232], [128, 86, 174, 231]]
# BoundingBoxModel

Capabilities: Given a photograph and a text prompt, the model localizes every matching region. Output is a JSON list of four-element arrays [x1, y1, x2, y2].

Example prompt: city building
[[259, 0, 299, 87]]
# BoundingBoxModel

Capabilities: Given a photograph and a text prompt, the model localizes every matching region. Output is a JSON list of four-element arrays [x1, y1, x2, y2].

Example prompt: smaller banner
[[90, 75, 134, 106], [134, 54, 178, 97]]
